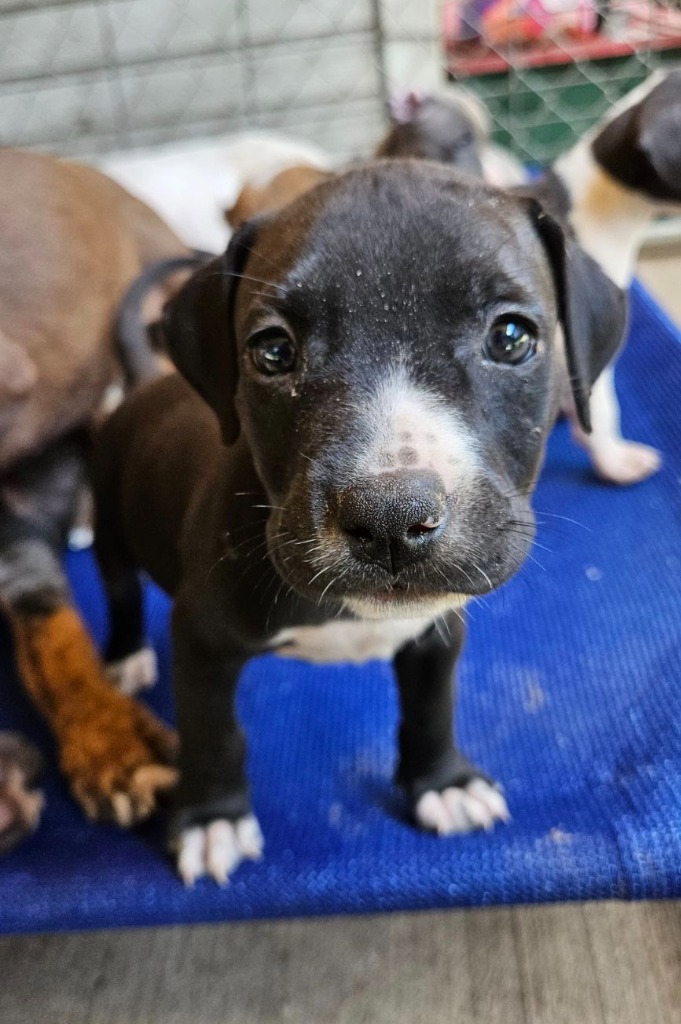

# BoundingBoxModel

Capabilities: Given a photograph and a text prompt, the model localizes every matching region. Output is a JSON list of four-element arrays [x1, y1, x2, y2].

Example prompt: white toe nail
[[176, 817, 264, 885], [111, 791, 133, 828], [236, 815, 264, 859], [415, 791, 451, 834], [467, 779, 511, 822], [441, 788, 474, 832], [460, 791, 494, 830], [178, 827, 206, 887], [206, 820, 241, 884]]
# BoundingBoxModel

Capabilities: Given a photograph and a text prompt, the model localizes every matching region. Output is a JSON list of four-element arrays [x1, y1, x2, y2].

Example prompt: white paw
[[176, 815, 264, 887], [67, 526, 94, 551], [591, 440, 662, 485], [106, 648, 158, 695], [415, 778, 510, 836]]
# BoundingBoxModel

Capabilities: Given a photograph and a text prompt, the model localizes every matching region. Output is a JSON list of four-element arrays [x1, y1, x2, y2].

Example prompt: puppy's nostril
[[345, 525, 374, 543], [406, 514, 444, 537]]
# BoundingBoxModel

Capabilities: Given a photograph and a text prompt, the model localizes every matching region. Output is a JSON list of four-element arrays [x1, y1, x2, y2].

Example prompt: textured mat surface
[[0, 282, 679, 935]]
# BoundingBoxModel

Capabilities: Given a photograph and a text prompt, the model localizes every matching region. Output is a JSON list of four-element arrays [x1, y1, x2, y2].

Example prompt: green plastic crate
[[457, 48, 681, 164]]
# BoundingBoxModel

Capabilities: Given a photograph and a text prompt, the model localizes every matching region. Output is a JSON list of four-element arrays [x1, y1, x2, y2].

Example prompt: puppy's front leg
[[394, 613, 509, 835], [169, 609, 262, 886]]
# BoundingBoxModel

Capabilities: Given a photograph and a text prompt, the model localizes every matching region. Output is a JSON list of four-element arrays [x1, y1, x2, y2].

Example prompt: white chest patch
[[270, 617, 433, 665]]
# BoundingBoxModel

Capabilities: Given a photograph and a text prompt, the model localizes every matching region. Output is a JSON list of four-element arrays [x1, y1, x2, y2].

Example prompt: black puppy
[[93, 161, 626, 884]]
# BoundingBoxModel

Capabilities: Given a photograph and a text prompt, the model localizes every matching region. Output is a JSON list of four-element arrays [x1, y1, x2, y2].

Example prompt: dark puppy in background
[[377, 88, 527, 188], [375, 89, 485, 173], [94, 161, 625, 883]]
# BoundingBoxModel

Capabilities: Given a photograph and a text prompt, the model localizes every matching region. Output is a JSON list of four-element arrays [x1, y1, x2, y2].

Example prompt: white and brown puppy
[[554, 70, 681, 484], [98, 132, 334, 253]]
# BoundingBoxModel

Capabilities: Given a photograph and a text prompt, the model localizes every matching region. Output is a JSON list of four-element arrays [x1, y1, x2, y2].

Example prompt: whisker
[[308, 559, 343, 586], [534, 510, 590, 531], [320, 572, 343, 602], [470, 560, 494, 592]]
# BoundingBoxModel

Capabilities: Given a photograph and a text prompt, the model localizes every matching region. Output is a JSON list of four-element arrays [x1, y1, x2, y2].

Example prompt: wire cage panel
[[1, 2, 680, 168], [445, 1, 681, 163], [0, 0, 387, 157]]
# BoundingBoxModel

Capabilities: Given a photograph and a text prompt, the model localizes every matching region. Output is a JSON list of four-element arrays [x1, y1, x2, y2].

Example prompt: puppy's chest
[[269, 617, 432, 665]]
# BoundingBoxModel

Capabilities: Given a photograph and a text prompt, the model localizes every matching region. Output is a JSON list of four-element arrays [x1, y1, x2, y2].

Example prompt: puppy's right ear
[[161, 221, 257, 445]]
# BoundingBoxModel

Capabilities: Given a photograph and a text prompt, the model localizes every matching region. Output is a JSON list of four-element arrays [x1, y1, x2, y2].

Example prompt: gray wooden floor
[[1, 901, 680, 1023]]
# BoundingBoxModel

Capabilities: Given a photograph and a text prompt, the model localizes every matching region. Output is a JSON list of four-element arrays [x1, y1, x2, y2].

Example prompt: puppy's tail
[[115, 252, 214, 385]]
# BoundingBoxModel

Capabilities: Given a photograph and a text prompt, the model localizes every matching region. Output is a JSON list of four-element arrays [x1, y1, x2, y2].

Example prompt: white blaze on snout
[[352, 373, 480, 492]]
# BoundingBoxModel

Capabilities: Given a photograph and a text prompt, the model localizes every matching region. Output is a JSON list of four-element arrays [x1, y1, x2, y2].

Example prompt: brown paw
[[11, 605, 178, 827], [63, 702, 179, 826]]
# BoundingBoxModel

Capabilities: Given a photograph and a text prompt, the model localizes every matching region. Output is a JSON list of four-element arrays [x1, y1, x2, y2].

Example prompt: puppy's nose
[[336, 470, 447, 574]]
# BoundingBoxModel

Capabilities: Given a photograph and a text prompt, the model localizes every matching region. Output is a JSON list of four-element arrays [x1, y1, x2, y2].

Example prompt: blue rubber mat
[[0, 282, 679, 934]]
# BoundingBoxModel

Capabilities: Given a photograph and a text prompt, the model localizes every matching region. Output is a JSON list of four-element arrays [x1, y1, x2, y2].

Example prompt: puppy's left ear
[[161, 221, 257, 445], [527, 200, 628, 433]]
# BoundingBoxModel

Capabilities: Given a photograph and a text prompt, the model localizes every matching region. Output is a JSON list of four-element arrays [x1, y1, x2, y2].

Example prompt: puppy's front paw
[[590, 439, 662, 486], [414, 778, 510, 836], [175, 815, 264, 886]]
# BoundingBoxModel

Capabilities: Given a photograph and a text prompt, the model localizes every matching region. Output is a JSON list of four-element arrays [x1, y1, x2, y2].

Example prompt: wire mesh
[[0, 0, 387, 157], [445, 0, 681, 162], [0, 1, 679, 164]]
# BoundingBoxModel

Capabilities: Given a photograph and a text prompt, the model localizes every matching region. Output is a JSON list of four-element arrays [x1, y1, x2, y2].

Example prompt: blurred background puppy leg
[[0, 434, 177, 827], [572, 366, 662, 485], [0, 731, 44, 855]]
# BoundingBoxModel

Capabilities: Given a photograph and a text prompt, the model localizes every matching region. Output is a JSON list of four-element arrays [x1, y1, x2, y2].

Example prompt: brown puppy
[[0, 149, 185, 827], [227, 164, 333, 229], [0, 148, 191, 471]]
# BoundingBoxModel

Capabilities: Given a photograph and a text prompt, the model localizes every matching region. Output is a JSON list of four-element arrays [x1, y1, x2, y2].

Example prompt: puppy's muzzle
[[333, 469, 447, 576]]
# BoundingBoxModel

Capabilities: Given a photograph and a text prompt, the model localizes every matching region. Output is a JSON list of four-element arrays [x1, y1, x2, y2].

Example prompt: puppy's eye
[[454, 129, 474, 150], [484, 318, 537, 366], [250, 330, 297, 376]]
